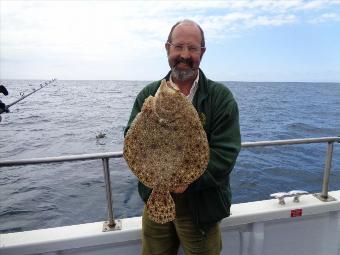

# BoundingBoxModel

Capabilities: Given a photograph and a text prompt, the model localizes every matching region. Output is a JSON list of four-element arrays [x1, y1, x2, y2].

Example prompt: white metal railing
[[0, 136, 339, 231]]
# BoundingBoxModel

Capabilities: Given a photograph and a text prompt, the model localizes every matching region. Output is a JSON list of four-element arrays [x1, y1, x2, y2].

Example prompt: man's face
[[166, 23, 205, 82]]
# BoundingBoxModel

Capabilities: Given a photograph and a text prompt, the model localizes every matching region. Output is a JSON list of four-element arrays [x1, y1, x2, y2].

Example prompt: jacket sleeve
[[124, 88, 149, 137], [190, 91, 241, 191]]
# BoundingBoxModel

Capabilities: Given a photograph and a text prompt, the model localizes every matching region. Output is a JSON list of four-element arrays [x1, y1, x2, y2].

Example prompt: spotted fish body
[[124, 79, 209, 224]]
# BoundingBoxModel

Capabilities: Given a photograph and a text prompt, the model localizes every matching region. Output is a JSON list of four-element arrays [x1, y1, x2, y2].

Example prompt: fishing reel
[[0, 85, 9, 122], [0, 79, 57, 122]]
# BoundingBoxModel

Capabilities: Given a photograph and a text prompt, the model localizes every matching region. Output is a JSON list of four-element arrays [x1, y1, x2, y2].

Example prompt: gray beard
[[171, 66, 195, 81]]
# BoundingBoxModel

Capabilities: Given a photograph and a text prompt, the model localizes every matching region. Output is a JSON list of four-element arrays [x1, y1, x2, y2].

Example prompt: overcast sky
[[1, 0, 340, 82]]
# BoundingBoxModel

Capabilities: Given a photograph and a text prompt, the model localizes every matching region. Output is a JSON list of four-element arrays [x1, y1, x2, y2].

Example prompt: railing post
[[314, 142, 336, 202], [102, 157, 121, 231], [321, 142, 334, 199]]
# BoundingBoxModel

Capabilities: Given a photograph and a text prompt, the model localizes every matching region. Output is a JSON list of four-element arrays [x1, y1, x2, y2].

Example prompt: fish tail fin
[[146, 189, 175, 224]]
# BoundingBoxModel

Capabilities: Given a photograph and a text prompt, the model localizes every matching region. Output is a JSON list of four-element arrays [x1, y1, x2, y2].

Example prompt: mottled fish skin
[[146, 187, 175, 224], [124, 79, 209, 224]]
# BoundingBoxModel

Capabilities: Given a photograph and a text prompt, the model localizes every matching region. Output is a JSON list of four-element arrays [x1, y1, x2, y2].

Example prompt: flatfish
[[124, 79, 209, 224]]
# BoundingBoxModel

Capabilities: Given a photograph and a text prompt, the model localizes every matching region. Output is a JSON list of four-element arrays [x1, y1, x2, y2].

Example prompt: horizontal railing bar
[[241, 137, 340, 148], [0, 152, 123, 167], [0, 137, 339, 167]]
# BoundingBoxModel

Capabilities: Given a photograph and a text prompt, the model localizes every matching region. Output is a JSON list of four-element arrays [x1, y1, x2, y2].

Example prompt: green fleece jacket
[[125, 69, 241, 231]]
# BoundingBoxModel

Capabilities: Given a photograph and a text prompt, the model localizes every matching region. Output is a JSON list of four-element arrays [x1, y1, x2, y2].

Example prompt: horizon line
[[1, 78, 340, 84]]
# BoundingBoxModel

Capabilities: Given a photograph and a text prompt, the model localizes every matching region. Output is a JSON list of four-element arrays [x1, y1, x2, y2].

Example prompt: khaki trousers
[[141, 207, 222, 255]]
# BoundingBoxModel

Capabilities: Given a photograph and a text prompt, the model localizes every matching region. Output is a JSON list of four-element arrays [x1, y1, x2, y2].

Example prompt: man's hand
[[171, 184, 188, 194]]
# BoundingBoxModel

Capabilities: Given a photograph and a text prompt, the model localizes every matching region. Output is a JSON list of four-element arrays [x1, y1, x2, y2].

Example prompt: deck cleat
[[288, 190, 308, 203], [270, 192, 289, 205]]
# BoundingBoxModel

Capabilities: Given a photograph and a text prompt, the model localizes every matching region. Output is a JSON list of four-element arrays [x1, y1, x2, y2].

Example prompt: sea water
[[0, 80, 339, 233]]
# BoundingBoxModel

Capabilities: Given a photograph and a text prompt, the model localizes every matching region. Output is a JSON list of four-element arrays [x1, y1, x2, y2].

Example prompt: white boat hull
[[1, 190, 340, 255]]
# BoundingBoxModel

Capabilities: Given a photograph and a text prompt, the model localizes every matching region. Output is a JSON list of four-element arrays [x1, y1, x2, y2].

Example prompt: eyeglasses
[[167, 42, 205, 54]]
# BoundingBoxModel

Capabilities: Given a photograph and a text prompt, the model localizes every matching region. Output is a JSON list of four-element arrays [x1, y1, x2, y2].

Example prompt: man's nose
[[179, 47, 191, 58]]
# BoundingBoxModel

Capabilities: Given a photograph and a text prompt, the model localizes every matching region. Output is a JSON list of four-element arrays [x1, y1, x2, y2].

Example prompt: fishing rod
[[0, 78, 57, 115]]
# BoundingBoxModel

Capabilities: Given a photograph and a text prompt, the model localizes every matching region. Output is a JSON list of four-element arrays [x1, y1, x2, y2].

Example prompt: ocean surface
[[0, 79, 339, 234]]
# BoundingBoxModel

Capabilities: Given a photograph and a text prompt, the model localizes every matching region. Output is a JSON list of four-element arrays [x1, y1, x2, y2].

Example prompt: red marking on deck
[[291, 209, 303, 217]]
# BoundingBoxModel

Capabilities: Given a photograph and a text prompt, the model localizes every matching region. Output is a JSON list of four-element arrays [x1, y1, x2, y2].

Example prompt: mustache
[[174, 57, 194, 68]]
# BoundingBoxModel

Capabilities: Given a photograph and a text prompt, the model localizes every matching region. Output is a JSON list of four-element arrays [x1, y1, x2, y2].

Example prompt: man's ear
[[200, 47, 206, 59], [165, 43, 170, 55]]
